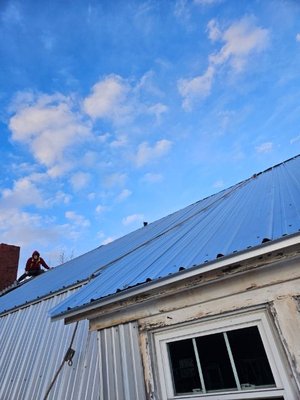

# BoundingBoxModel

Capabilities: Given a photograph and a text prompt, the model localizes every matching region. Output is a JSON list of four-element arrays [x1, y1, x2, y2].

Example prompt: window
[[154, 311, 296, 399], [168, 326, 275, 395]]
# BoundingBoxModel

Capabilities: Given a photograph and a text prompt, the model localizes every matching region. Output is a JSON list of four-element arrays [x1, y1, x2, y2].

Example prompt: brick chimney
[[0, 243, 20, 290]]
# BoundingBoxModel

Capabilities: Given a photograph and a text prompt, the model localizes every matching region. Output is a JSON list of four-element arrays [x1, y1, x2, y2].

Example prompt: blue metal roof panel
[[1, 155, 300, 316], [48, 155, 300, 318]]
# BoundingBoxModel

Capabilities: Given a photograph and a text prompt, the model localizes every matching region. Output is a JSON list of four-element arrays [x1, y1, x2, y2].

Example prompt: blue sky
[[1, 0, 300, 273]]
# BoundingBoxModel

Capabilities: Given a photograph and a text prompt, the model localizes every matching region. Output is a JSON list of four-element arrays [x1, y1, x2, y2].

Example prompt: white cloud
[[104, 172, 127, 188], [147, 103, 168, 122], [101, 236, 115, 245], [178, 17, 269, 110], [81, 151, 99, 167], [210, 17, 269, 71], [122, 214, 144, 226], [207, 19, 221, 42], [47, 162, 73, 178], [83, 75, 131, 122], [0, 208, 59, 249], [43, 189, 72, 208], [83, 74, 165, 125], [65, 211, 90, 227], [0, 185, 68, 260], [255, 142, 273, 153], [142, 172, 163, 183], [110, 135, 128, 148], [296, 33, 300, 42], [96, 230, 105, 239], [136, 71, 164, 97], [9, 93, 90, 175], [97, 132, 111, 142], [52, 191, 72, 205], [135, 139, 172, 167], [290, 135, 300, 144], [95, 204, 107, 214], [116, 189, 132, 202], [10, 94, 68, 142], [178, 66, 215, 110], [8, 91, 36, 112], [174, 0, 191, 23], [0, 175, 75, 267], [1, 176, 44, 209], [213, 179, 225, 189], [70, 172, 91, 191], [8, 77, 167, 181], [10, 161, 38, 176]]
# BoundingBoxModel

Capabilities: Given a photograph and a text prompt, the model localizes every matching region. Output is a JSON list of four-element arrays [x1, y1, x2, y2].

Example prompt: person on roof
[[17, 251, 51, 283]]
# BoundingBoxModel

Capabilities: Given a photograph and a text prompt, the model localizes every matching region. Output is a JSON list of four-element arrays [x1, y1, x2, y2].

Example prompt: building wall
[[0, 290, 100, 400], [0, 290, 148, 400], [2, 248, 299, 399], [137, 256, 300, 399], [0, 243, 20, 290], [89, 249, 300, 400]]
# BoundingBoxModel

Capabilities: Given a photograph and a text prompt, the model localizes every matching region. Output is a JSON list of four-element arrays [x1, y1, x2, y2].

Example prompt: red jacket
[[25, 252, 50, 272]]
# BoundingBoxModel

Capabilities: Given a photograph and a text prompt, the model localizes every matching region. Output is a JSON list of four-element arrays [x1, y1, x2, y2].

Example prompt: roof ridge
[[251, 153, 300, 178], [196, 153, 300, 205]]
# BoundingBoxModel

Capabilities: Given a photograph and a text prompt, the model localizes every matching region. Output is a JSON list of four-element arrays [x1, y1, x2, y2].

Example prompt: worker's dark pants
[[17, 269, 44, 283]]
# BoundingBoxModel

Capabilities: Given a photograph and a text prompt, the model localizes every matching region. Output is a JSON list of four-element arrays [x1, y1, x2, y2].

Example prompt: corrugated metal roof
[[1, 155, 300, 317]]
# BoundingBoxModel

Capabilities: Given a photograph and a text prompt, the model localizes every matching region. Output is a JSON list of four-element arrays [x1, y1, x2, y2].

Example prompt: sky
[[1, 0, 300, 274]]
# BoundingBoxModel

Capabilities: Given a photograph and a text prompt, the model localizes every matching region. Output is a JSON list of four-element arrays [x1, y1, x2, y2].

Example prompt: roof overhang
[[51, 232, 300, 323]]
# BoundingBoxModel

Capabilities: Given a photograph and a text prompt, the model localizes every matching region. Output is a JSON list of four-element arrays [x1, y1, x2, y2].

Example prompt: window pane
[[168, 339, 202, 394], [227, 326, 275, 389], [196, 333, 237, 392]]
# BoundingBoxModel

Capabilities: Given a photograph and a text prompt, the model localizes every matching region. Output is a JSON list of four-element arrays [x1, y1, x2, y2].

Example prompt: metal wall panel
[[0, 291, 100, 400], [97, 322, 146, 400]]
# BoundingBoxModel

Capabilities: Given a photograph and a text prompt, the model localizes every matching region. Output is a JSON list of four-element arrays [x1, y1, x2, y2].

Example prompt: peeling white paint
[[85, 250, 300, 399]]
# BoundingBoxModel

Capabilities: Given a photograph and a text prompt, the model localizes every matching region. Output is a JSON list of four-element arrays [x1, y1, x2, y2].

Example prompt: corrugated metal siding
[[98, 322, 146, 400], [0, 291, 100, 400]]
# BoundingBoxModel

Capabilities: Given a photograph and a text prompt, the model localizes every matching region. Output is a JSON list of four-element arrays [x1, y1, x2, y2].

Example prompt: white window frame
[[153, 310, 297, 400]]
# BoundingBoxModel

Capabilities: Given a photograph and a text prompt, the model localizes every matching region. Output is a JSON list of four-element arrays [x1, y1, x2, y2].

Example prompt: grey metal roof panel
[[1, 155, 300, 317]]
